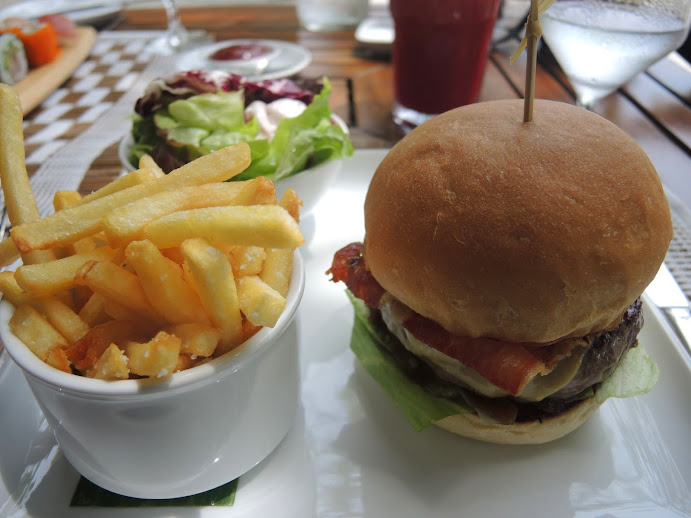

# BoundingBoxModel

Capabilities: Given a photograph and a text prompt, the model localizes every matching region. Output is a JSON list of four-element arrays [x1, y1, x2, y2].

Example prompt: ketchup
[[210, 43, 273, 61]]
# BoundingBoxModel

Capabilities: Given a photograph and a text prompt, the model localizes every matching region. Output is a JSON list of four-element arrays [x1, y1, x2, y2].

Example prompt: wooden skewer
[[510, 0, 556, 122]]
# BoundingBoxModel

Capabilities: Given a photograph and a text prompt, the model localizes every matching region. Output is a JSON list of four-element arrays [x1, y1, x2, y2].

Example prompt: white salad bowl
[[118, 114, 348, 216], [0, 251, 305, 499]]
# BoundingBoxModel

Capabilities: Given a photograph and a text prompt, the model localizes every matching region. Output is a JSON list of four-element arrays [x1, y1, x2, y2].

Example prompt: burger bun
[[435, 396, 601, 445], [363, 99, 672, 343]]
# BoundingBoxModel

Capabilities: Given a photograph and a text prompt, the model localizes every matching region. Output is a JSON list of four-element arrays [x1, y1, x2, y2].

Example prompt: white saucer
[[175, 39, 312, 81]]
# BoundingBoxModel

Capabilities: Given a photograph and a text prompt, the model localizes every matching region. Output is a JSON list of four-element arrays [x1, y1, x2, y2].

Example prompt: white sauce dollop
[[244, 98, 307, 140]]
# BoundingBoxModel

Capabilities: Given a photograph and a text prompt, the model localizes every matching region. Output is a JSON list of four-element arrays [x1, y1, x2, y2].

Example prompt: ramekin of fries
[[0, 84, 306, 498]]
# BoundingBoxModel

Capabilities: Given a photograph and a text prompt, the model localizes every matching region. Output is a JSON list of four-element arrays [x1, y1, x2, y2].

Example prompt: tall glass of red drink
[[390, 0, 502, 128]]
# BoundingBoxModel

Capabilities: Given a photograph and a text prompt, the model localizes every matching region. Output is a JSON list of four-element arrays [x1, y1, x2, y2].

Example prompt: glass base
[[392, 103, 437, 132], [145, 29, 212, 56], [297, 0, 367, 32]]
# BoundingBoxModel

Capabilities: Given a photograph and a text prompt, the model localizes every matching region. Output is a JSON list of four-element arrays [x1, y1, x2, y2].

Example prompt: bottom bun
[[434, 397, 601, 445]]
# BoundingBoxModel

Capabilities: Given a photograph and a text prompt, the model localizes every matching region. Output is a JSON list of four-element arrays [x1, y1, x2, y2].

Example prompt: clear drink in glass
[[541, 0, 691, 108]]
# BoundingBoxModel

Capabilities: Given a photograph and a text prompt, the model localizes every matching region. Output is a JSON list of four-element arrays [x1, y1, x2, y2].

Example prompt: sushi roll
[[1, 20, 60, 67], [0, 33, 28, 85]]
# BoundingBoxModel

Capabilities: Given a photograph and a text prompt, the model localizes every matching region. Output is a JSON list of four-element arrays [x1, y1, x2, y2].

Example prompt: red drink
[[390, 0, 501, 127]]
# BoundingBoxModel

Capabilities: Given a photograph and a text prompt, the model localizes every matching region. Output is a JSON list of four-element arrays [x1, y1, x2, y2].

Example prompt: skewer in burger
[[328, 99, 671, 444]]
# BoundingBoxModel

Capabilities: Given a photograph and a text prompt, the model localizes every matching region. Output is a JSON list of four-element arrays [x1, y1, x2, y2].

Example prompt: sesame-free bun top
[[363, 99, 672, 343]]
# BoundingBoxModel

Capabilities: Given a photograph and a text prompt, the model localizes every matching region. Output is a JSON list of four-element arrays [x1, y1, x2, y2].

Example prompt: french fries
[[10, 142, 252, 253], [125, 240, 210, 325], [14, 248, 117, 297], [237, 275, 287, 327], [124, 331, 181, 378], [0, 85, 55, 266], [102, 181, 250, 247], [260, 188, 300, 297], [0, 94, 303, 380], [143, 205, 304, 249], [9, 304, 69, 361], [181, 238, 243, 355]]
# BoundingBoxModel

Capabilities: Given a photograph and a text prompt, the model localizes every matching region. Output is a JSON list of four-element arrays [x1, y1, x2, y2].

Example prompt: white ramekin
[[1, 251, 305, 499]]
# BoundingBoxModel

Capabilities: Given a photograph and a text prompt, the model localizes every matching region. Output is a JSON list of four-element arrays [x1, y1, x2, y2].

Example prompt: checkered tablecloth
[[14, 31, 174, 216]]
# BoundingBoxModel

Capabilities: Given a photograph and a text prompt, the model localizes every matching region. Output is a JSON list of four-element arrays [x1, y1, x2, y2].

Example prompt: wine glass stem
[[163, 0, 188, 50]]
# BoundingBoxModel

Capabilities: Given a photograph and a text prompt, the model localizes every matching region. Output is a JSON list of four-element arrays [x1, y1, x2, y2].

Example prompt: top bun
[[363, 99, 672, 343]]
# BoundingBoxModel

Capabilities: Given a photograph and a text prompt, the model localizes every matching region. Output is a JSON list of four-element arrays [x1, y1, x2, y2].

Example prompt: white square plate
[[0, 150, 689, 517]]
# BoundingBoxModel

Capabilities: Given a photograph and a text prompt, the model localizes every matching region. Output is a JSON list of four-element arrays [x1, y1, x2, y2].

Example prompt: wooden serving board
[[13, 26, 97, 115]]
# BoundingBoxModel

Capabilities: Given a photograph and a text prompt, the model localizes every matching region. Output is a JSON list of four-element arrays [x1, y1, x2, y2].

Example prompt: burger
[[328, 99, 672, 445]]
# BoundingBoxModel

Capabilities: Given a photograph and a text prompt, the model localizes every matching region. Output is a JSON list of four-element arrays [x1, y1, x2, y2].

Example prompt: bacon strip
[[327, 242, 386, 308], [329, 242, 584, 396]]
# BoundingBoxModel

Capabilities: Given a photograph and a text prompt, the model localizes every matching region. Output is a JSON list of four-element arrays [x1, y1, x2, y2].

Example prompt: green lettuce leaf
[[168, 91, 245, 131], [347, 291, 472, 432], [130, 77, 353, 178], [128, 114, 157, 166], [595, 345, 659, 404], [237, 77, 353, 181]]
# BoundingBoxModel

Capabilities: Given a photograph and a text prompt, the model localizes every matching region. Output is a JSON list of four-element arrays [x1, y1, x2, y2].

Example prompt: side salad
[[129, 70, 353, 180]]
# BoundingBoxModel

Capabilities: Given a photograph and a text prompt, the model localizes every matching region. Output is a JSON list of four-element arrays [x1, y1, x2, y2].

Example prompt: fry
[[9, 304, 69, 361], [66, 320, 149, 371], [78, 292, 110, 327], [181, 238, 243, 353], [46, 347, 72, 373], [37, 298, 90, 344], [138, 154, 165, 177], [74, 260, 163, 324], [242, 318, 262, 342], [0, 84, 54, 265], [0, 236, 20, 267], [261, 189, 298, 295], [174, 354, 201, 372], [53, 191, 98, 258], [260, 248, 293, 297], [102, 298, 152, 323], [53, 190, 83, 211], [228, 176, 277, 206], [75, 167, 164, 207], [124, 331, 181, 378], [165, 322, 221, 358], [226, 246, 266, 277], [160, 247, 185, 264], [236, 275, 287, 327], [102, 181, 249, 247], [144, 205, 304, 250], [14, 248, 116, 297], [87, 343, 129, 380], [279, 187, 301, 222], [0, 270, 87, 340], [11, 142, 251, 253], [0, 270, 28, 306], [0, 84, 40, 227], [125, 240, 210, 325]]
